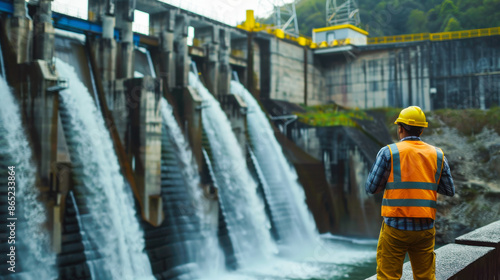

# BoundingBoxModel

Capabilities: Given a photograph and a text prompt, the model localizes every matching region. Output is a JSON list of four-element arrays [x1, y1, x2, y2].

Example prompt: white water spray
[[230, 80, 318, 253], [160, 97, 225, 276], [0, 66, 57, 280], [189, 72, 277, 267], [56, 58, 154, 280]]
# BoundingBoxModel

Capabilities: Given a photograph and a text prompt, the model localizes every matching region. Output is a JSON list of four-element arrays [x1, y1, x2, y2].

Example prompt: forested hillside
[[292, 0, 500, 37]]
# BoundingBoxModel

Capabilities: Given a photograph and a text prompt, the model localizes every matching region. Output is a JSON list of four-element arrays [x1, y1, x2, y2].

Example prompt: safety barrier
[[368, 27, 500, 45]]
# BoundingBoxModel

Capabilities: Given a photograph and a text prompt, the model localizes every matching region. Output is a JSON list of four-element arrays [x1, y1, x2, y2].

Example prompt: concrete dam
[[0, 0, 499, 279]]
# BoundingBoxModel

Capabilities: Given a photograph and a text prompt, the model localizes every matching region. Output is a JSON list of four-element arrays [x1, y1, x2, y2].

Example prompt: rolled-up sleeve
[[437, 156, 455, 197], [366, 146, 391, 194]]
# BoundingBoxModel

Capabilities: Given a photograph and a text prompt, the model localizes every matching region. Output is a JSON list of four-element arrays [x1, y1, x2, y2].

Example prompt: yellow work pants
[[376, 221, 436, 280]]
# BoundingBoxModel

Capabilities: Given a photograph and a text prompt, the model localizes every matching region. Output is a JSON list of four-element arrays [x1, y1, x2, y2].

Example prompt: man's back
[[365, 106, 455, 280]]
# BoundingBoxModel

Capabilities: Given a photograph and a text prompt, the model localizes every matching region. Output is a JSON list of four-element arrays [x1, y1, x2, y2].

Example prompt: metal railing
[[368, 26, 500, 45]]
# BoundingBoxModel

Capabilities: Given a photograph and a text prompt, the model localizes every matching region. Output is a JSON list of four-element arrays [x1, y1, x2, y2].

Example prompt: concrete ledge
[[455, 220, 500, 248], [406, 244, 494, 280], [455, 220, 500, 279], [366, 243, 495, 280]]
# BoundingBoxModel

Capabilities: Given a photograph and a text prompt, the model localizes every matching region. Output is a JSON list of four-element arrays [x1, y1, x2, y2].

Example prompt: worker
[[365, 106, 455, 280]]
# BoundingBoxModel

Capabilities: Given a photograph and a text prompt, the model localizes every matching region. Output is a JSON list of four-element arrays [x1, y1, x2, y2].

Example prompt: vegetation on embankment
[[272, 0, 500, 37], [373, 106, 500, 138], [295, 104, 373, 127]]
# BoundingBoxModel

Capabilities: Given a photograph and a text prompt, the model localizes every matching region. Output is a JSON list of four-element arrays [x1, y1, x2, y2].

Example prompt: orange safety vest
[[382, 140, 444, 220]]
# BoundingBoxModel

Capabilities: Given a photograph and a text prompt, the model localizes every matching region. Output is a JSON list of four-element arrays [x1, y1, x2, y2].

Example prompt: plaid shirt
[[366, 136, 455, 231]]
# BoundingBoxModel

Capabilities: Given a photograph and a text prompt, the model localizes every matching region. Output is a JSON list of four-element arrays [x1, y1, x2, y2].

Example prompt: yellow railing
[[237, 10, 313, 47], [368, 27, 500, 44]]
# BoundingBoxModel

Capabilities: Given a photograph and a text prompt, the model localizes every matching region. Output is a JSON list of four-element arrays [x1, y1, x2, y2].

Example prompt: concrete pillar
[[88, 0, 116, 22], [3, 1, 59, 254], [218, 94, 247, 151], [5, 0, 33, 64], [218, 29, 231, 96], [116, 0, 135, 79], [150, 10, 176, 92], [174, 14, 191, 88], [246, 32, 256, 98], [12, 0, 25, 18], [49, 162, 72, 253], [33, 0, 55, 61], [88, 0, 117, 82], [183, 86, 203, 170], [16, 61, 59, 188], [303, 46, 308, 106], [202, 26, 220, 95], [101, 16, 117, 82], [125, 77, 163, 225]]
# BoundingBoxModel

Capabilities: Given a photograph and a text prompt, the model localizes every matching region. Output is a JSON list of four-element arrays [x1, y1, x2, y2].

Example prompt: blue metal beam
[[0, 0, 152, 46], [52, 12, 120, 41], [0, 0, 13, 14]]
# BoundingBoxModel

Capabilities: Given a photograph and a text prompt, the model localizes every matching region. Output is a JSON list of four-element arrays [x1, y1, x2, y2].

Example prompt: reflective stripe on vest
[[381, 141, 444, 219]]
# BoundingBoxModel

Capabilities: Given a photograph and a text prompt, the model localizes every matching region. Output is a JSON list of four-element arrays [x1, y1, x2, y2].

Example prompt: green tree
[[444, 16, 462, 31], [284, 0, 500, 37], [296, 0, 325, 35], [439, 0, 458, 17], [407, 9, 429, 33]]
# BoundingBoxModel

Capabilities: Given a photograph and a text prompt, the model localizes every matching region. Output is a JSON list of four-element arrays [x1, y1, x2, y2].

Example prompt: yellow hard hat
[[394, 106, 428, 127]]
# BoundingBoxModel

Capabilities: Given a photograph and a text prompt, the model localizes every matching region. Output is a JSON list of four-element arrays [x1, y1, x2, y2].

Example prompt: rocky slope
[[425, 125, 500, 243]]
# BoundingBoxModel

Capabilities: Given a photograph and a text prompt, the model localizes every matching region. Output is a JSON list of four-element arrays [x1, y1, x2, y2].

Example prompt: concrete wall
[[430, 36, 500, 109], [263, 37, 326, 105], [264, 36, 500, 111], [323, 45, 431, 110]]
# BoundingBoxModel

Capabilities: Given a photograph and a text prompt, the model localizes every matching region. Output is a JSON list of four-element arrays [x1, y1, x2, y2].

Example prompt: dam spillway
[[230, 79, 317, 253], [56, 57, 154, 279], [0, 0, 499, 279], [0, 49, 56, 279], [141, 97, 225, 279], [190, 70, 278, 267]]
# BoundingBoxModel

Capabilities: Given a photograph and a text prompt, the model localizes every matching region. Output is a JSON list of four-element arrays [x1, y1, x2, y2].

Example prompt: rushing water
[[188, 71, 378, 279], [56, 58, 154, 280], [189, 71, 278, 267], [159, 97, 225, 276], [230, 80, 318, 253], [0, 62, 56, 280]]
